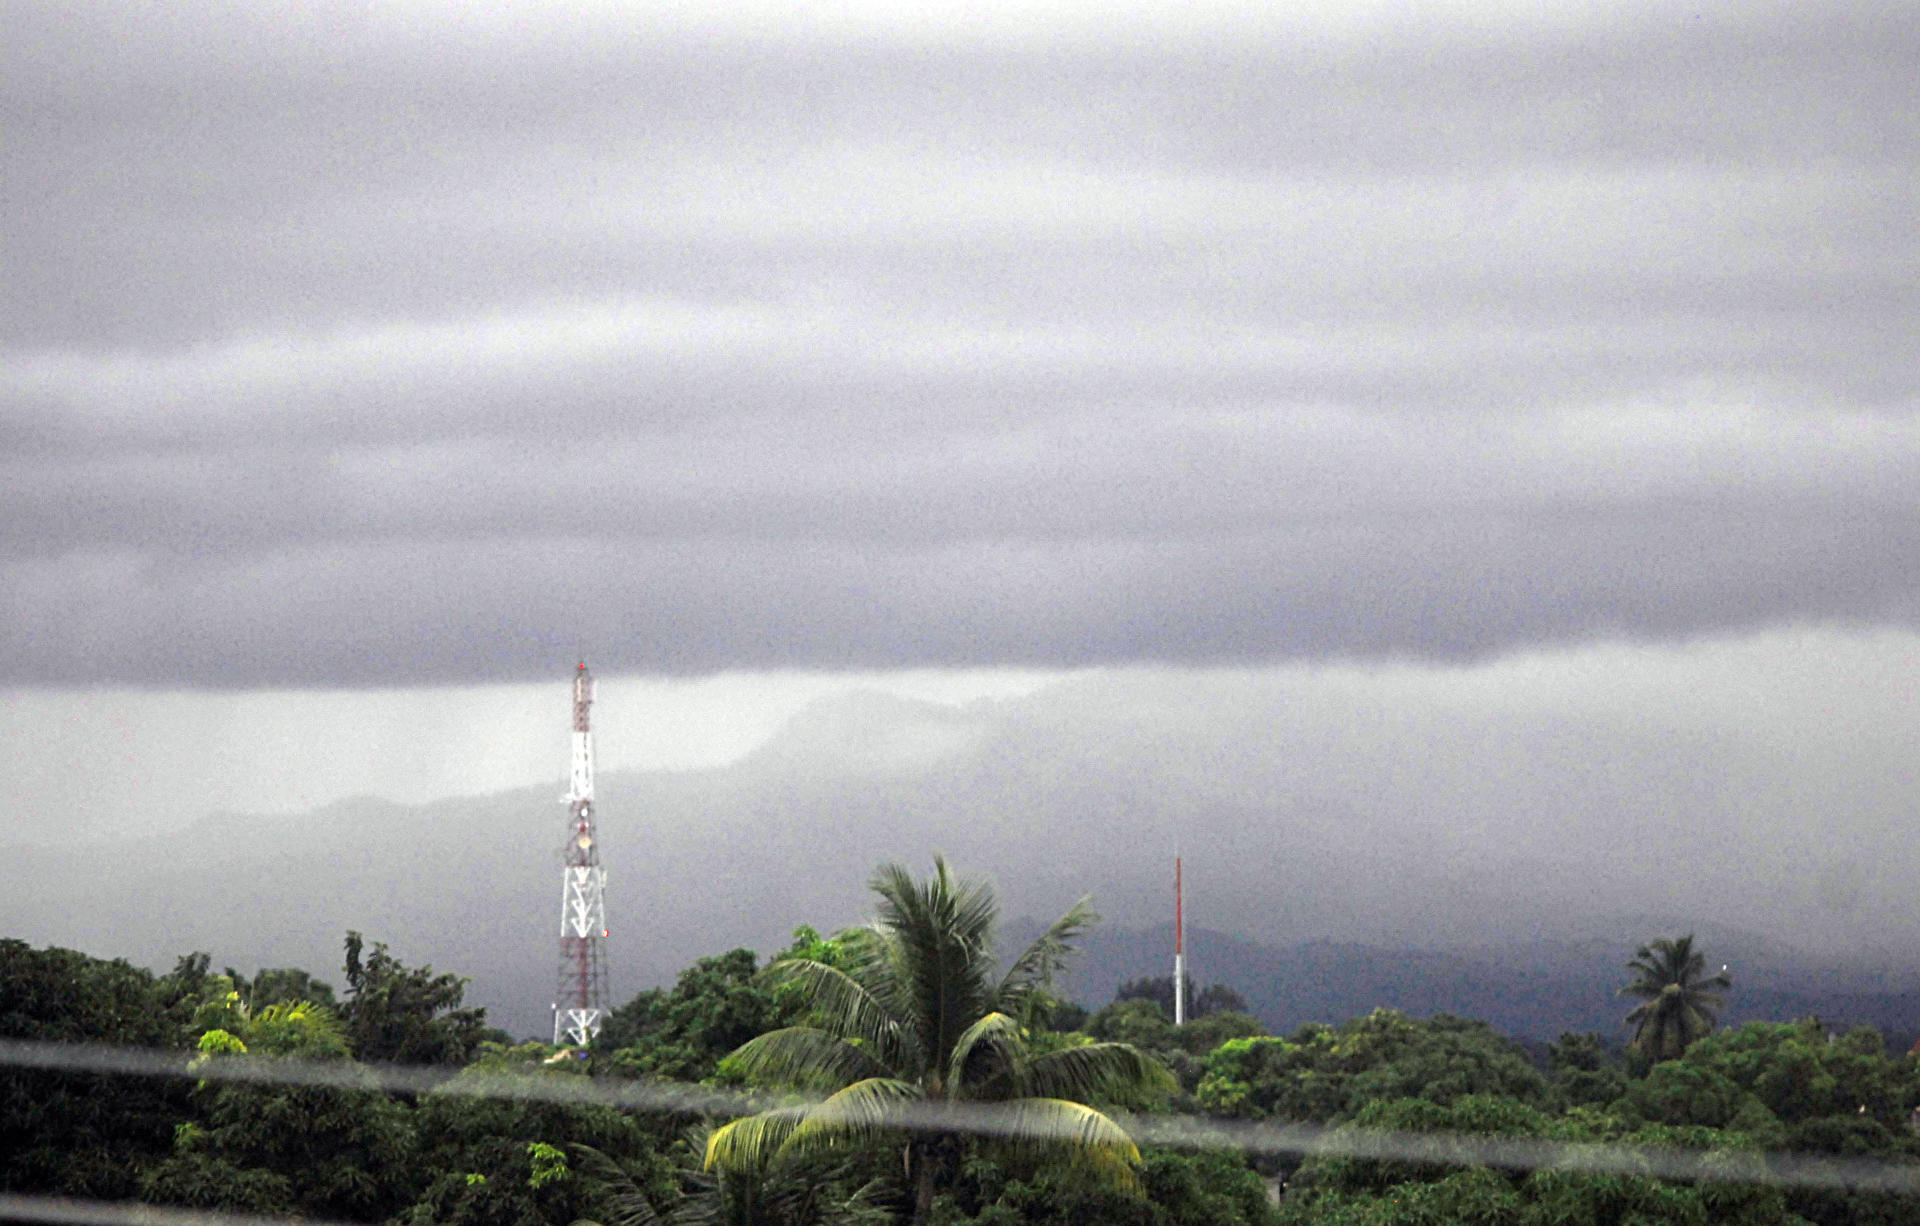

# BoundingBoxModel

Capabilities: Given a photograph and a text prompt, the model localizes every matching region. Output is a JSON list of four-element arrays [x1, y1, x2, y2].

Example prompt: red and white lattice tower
[[553, 662, 610, 1046]]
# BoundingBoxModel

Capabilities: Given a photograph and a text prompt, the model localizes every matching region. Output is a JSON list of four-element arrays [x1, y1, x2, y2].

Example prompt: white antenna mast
[[1174, 852, 1186, 1027]]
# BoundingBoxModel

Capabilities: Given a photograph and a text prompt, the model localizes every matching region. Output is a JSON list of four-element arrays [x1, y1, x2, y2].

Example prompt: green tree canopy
[[1280, 1096, 1804, 1226], [0, 940, 187, 1197], [342, 930, 493, 1065], [140, 994, 416, 1219], [932, 1146, 1278, 1226], [1086, 998, 1267, 1096], [228, 965, 337, 1013], [398, 1069, 673, 1226], [1546, 1031, 1628, 1109], [1113, 975, 1250, 1023], [604, 947, 795, 1084], [1196, 1010, 1548, 1124]]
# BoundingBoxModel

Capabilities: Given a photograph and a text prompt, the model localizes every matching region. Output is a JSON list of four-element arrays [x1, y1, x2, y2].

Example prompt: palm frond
[[986, 1098, 1144, 1193], [825, 1179, 896, 1226], [821, 924, 922, 1053], [703, 1106, 808, 1174], [1622, 936, 1700, 990], [783, 1077, 924, 1160], [764, 955, 898, 1028], [846, 925, 918, 1030], [727, 1025, 890, 1092], [869, 861, 932, 944], [567, 1143, 670, 1226], [997, 895, 1096, 1012], [830, 925, 899, 990], [674, 1121, 885, 1226], [946, 1011, 1024, 1096], [1620, 934, 1731, 1059], [1009, 1041, 1175, 1105], [872, 858, 1001, 1074], [759, 958, 910, 1071]]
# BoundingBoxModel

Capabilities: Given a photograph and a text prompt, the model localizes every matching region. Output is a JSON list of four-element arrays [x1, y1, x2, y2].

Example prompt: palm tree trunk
[[913, 1161, 936, 1224], [910, 1138, 937, 1225], [908, 1132, 964, 1225]]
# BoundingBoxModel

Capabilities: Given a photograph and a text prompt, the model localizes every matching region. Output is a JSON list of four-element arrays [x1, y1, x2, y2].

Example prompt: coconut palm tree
[[704, 859, 1173, 1224], [1618, 934, 1732, 1063]]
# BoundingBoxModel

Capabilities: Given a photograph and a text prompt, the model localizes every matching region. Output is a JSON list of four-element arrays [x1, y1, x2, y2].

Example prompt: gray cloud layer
[[5, 2, 1916, 685]]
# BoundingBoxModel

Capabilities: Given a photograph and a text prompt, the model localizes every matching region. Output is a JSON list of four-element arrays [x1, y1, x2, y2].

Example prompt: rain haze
[[4, 1, 1918, 1024]]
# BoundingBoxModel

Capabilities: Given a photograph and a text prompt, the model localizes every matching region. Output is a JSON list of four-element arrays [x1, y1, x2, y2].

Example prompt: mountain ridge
[[1028, 921, 1920, 1047], [8, 681, 1918, 1041]]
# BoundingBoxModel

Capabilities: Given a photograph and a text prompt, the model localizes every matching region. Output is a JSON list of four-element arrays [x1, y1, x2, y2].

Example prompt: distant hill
[[1033, 921, 1920, 1047], [7, 682, 1918, 1044]]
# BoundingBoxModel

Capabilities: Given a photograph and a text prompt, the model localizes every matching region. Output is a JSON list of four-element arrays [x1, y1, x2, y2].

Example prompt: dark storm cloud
[[3, 2, 1917, 686]]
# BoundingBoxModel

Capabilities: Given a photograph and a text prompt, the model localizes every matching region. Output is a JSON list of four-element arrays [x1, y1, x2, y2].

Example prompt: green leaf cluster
[[1196, 1009, 1549, 1124], [0, 940, 190, 1196], [601, 945, 809, 1085], [1086, 998, 1270, 1097], [929, 1146, 1276, 1226], [342, 930, 496, 1065]]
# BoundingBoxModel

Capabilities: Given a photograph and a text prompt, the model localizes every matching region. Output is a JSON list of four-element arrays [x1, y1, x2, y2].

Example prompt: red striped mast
[[1174, 854, 1185, 1026]]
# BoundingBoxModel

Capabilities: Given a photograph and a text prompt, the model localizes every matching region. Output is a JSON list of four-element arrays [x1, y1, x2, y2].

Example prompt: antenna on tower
[[1174, 852, 1185, 1027], [554, 661, 610, 1047]]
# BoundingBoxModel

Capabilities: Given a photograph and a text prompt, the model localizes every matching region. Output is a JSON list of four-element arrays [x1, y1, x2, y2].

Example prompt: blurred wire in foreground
[[3, 1035, 1918, 1217], [0, 1194, 360, 1226]]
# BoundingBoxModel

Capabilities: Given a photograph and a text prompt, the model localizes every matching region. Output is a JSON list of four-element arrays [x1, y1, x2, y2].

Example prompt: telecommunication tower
[[554, 662, 610, 1046], [1173, 854, 1186, 1026]]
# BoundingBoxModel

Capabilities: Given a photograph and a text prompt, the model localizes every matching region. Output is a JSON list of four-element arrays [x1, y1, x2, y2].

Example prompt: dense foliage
[[5, 909, 1918, 1225]]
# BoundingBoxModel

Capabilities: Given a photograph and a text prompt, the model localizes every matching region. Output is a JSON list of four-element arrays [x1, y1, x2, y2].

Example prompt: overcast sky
[[4, 3, 1917, 868]]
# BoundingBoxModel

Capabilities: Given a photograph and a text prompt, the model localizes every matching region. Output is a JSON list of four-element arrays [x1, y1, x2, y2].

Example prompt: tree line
[[5, 859, 1919, 1225]]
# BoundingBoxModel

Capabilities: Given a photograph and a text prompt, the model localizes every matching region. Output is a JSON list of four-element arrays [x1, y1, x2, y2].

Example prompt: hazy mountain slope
[[1044, 923, 1920, 1044], [8, 680, 1918, 1041]]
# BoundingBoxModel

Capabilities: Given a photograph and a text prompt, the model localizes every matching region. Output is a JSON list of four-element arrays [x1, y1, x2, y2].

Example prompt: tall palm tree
[[1618, 934, 1731, 1063], [704, 859, 1173, 1225]]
